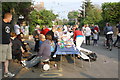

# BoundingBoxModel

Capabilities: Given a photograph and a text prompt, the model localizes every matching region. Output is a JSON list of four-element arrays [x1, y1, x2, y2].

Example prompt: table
[[53, 45, 80, 69]]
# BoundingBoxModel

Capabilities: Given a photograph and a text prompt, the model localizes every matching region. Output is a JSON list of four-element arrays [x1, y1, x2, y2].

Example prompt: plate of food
[[65, 45, 72, 48]]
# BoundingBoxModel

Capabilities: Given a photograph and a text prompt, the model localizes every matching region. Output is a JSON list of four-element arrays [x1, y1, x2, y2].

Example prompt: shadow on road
[[80, 72, 96, 78], [65, 55, 74, 64]]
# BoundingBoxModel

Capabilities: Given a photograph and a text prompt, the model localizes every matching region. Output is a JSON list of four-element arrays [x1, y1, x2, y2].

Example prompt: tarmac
[[0, 36, 119, 79]]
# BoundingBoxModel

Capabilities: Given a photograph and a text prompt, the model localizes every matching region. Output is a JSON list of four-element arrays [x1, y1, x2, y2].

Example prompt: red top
[[41, 28, 50, 35], [74, 30, 83, 41], [94, 26, 99, 32]]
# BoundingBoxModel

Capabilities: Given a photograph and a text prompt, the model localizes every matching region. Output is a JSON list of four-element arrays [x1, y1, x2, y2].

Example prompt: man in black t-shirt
[[46, 26, 57, 43], [0, 13, 15, 77]]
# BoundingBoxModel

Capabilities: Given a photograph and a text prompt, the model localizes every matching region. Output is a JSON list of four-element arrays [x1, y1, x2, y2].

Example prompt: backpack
[[87, 53, 97, 61], [106, 26, 113, 32]]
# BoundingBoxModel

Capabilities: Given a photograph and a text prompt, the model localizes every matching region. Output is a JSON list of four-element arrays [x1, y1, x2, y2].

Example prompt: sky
[[34, 0, 120, 19]]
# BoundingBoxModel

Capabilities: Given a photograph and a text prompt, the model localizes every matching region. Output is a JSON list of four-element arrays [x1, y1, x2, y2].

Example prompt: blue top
[[39, 41, 43, 46]]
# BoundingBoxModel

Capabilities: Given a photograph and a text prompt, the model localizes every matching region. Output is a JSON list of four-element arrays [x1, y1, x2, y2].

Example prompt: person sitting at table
[[39, 34, 46, 47], [46, 26, 57, 43], [62, 31, 71, 41], [10, 32, 24, 63], [54, 27, 64, 41], [46, 34, 56, 59], [17, 33, 28, 52], [21, 34, 51, 68]]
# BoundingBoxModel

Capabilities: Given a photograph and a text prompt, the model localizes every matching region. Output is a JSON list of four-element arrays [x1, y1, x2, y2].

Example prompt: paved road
[[1, 36, 119, 78]]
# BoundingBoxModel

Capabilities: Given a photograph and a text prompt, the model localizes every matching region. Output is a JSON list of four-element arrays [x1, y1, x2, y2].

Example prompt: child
[[93, 30, 98, 46]]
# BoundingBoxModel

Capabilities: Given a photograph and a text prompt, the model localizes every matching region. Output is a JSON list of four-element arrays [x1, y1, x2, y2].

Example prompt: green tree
[[68, 11, 79, 25], [68, 11, 79, 19], [79, 0, 103, 26], [39, 9, 57, 25], [62, 19, 68, 25], [2, 2, 33, 23], [84, 0, 94, 17], [102, 2, 120, 24], [83, 7, 103, 24], [28, 9, 58, 34], [2, 2, 32, 17]]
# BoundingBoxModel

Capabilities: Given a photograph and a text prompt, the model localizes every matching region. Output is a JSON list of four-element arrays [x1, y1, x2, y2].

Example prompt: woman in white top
[[14, 22, 21, 35], [54, 27, 64, 41], [84, 24, 91, 45]]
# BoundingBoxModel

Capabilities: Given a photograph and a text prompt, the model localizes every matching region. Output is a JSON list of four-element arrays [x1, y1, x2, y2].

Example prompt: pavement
[[0, 63, 2, 80], [0, 36, 119, 79]]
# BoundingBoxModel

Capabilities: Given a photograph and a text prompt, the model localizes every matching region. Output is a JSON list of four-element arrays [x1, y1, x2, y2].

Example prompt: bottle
[[61, 43, 64, 48]]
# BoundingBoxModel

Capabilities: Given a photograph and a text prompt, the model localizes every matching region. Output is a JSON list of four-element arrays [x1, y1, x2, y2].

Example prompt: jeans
[[106, 34, 113, 47], [93, 39, 97, 45], [25, 56, 41, 68], [86, 36, 90, 45], [34, 40, 39, 52], [114, 35, 120, 46], [25, 56, 50, 68]]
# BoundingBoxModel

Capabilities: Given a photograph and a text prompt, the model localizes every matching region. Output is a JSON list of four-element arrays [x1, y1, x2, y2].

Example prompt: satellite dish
[[43, 64, 50, 71]]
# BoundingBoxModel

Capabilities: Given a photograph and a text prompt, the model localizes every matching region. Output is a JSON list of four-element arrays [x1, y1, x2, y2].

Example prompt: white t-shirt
[[14, 24, 20, 35], [63, 25, 68, 32], [93, 30, 98, 39], [84, 27, 91, 36], [54, 31, 63, 39], [62, 32, 71, 41]]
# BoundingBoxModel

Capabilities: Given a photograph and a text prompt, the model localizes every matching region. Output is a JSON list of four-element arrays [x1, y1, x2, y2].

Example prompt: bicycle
[[106, 31, 113, 51]]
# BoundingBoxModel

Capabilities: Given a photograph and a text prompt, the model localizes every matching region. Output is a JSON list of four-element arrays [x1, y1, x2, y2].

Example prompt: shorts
[[0, 44, 12, 62]]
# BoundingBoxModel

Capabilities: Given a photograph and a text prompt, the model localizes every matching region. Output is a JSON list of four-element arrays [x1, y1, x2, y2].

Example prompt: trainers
[[4, 72, 15, 77], [106, 46, 108, 49], [21, 60, 27, 67]]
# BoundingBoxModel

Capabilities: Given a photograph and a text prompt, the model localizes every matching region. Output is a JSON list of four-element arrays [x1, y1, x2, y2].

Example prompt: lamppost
[[82, 0, 86, 18], [57, 12, 60, 25]]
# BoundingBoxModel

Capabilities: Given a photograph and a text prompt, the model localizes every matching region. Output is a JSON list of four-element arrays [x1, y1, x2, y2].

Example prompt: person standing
[[33, 25, 40, 52], [104, 23, 113, 49], [96, 25, 100, 40], [54, 27, 63, 40], [92, 25, 99, 46], [90, 24, 95, 40], [1, 13, 15, 77], [14, 22, 22, 35], [84, 24, 91, 45], [93, 30, 98, 46], [73, 28, 84, 48], [63, 25, 68, 32], [114, 22, 120, 47], [41, 25, 50, 35], [82, 25, 86, 44]]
